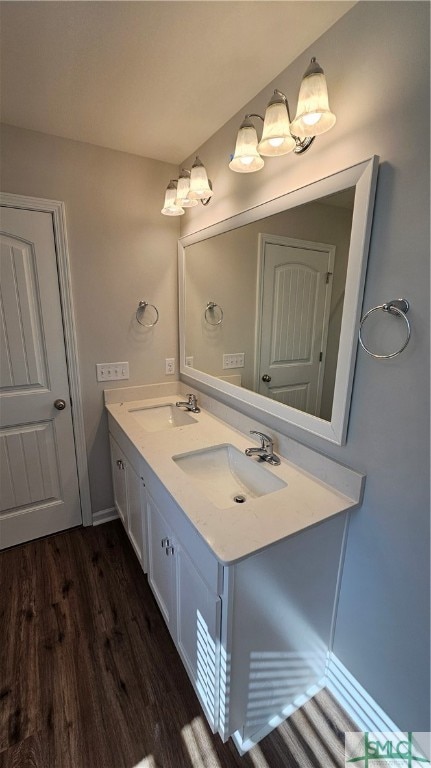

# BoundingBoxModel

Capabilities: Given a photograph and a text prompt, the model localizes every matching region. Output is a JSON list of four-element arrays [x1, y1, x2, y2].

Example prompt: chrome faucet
[[245, 430, 281, 465], [175, 393, 200, 413]]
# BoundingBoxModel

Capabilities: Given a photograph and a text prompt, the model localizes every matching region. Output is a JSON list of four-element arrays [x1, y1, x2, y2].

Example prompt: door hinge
[[319, 351, 323, 362], [325, 271, 333, 284]]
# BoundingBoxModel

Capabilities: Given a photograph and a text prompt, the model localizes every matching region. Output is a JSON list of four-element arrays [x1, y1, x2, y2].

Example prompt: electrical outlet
[[165, 358, 175, 375], [185, 356, 194, 367], [222, 353, 245, 369], [96, 362, 129, 382]]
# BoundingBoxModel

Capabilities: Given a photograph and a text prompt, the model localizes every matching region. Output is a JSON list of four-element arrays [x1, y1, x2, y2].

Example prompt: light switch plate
[[223, 353, 245, 369], [96, 362, 129, 381]]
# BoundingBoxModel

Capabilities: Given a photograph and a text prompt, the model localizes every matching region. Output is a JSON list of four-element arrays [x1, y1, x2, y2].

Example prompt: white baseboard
[[231, 653, 400, 755], [92, 506, 118, 526], [325, 652, 400, 733], [232, 682, 324, 755]]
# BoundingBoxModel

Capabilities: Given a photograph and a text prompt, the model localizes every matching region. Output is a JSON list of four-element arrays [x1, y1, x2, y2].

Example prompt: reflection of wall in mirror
[[185, 196, 353, 422]]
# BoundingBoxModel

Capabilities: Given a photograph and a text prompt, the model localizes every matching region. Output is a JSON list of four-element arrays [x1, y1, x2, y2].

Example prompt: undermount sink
[[128, 404, 197, 432], [173, 443, 286, 509]]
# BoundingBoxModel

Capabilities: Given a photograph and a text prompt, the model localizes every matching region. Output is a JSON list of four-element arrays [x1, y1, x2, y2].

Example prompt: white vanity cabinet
[[145, 469, 221, 730], [144, 460, 346, 748], [105, 399, 359, 752], [108, 422, 147, 572]]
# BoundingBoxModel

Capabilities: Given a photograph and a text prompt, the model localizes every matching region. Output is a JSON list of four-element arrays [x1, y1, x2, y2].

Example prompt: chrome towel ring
[[205, 301, 223, 326], [136, 300, 159, 328], [359, 298, 411, 359]]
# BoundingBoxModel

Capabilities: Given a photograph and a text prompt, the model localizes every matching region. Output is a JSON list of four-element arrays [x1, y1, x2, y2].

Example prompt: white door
[[0, 206, 82, 549], [257, 235, 335, 415]]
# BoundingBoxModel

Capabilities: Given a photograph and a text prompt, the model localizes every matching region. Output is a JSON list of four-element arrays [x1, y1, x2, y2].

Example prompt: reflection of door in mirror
[[256, 236, 334, 418], [184, 189, 354, 423]]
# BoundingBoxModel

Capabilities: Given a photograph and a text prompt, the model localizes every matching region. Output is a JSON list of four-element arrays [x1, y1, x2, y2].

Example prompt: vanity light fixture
[[161, 156, 213, 216], [229, 57, 336, 173]]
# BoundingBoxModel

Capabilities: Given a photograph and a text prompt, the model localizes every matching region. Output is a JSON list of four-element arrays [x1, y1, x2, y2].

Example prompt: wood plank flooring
[[0, 522, 357, 768]]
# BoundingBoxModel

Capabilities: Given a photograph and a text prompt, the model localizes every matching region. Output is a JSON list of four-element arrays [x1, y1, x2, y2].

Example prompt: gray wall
[[0, 126, 180, 515], [180, 2, 430, 730]]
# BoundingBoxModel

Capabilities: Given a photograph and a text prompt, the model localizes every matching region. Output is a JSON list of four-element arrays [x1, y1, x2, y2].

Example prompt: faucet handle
[[250, 430, 272, 449]]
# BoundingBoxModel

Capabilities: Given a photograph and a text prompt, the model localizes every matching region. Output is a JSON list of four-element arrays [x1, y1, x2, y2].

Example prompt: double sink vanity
[[106, 383, 364, 752], [104, 157, 378, 750]]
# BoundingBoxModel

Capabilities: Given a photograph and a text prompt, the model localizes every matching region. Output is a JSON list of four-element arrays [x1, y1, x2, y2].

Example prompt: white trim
[[0, 192, 92, 525], [92, 507, 118, 526], [328, 512, 351, 653], [231, 651, 400, 755], [179, 157, 379, 445], [232, 681, 325, 755], [325, 652, 401, 733]]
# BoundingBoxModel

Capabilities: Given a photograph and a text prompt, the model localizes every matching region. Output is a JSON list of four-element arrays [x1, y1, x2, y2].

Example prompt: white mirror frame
[[179, 156, 379, 445]]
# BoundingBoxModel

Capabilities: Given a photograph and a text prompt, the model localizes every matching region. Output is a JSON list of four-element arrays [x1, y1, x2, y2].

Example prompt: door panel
[[147, 494, 176, 636], [177, 545, 221, 730], [0, 237, 47, 390], [109, 436, 128, 527], [127, 462, 145, 567], [271, 263, 318, 364], [0, 207, 81, 549], [0, 422, 60, 512]]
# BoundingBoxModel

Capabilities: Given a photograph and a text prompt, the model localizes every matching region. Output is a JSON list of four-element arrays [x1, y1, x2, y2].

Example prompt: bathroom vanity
[[106, 385, 364, 752]]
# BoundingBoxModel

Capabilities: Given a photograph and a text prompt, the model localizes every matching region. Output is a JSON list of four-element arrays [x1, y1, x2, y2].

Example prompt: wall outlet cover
[[165, 358, 175, 375]]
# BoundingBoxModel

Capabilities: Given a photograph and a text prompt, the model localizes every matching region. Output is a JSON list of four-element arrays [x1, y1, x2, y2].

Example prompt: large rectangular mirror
[[179, 157, 378, 444]]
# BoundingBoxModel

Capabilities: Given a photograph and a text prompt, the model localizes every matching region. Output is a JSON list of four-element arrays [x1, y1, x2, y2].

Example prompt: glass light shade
[[290, 58, 336, 138], [176, 172, 198, 208], [229, 118, 264, 173], [161, 180, 184, 216], [257, 95, 296, 156], [189, 157, 213, 200]]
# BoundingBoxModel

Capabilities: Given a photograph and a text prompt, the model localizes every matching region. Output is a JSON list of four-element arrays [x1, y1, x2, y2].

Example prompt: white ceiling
[[0, 1, 356, 164]]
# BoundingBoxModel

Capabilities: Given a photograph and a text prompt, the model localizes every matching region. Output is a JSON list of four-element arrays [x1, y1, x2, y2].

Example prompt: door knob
[[262, 374, 271, 383], [54, 399, 66, 410]]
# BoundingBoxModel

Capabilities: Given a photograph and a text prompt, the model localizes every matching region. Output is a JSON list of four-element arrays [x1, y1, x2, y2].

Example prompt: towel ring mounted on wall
[[359, 298, 411, 359], [136, 300, 159, 328], [205, 301, 223, 326]]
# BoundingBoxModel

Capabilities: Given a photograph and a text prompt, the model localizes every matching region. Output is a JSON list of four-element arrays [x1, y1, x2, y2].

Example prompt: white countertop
[[106, 392, 362, 564]]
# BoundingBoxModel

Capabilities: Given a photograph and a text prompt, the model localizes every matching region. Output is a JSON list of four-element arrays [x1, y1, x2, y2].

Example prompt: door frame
[[254, 234, 335, 402], [0, 192, 92, 526]]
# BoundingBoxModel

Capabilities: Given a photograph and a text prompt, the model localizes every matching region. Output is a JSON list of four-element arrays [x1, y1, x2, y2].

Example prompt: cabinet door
[[109, 436, 127, 527], [147, 494, 176, 637], [126, 464, 146, 570], [176, 545, 221, 731]]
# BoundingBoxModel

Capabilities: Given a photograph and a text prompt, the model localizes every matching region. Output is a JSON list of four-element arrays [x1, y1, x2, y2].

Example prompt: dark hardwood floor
[[0, 521, 356, 768]]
